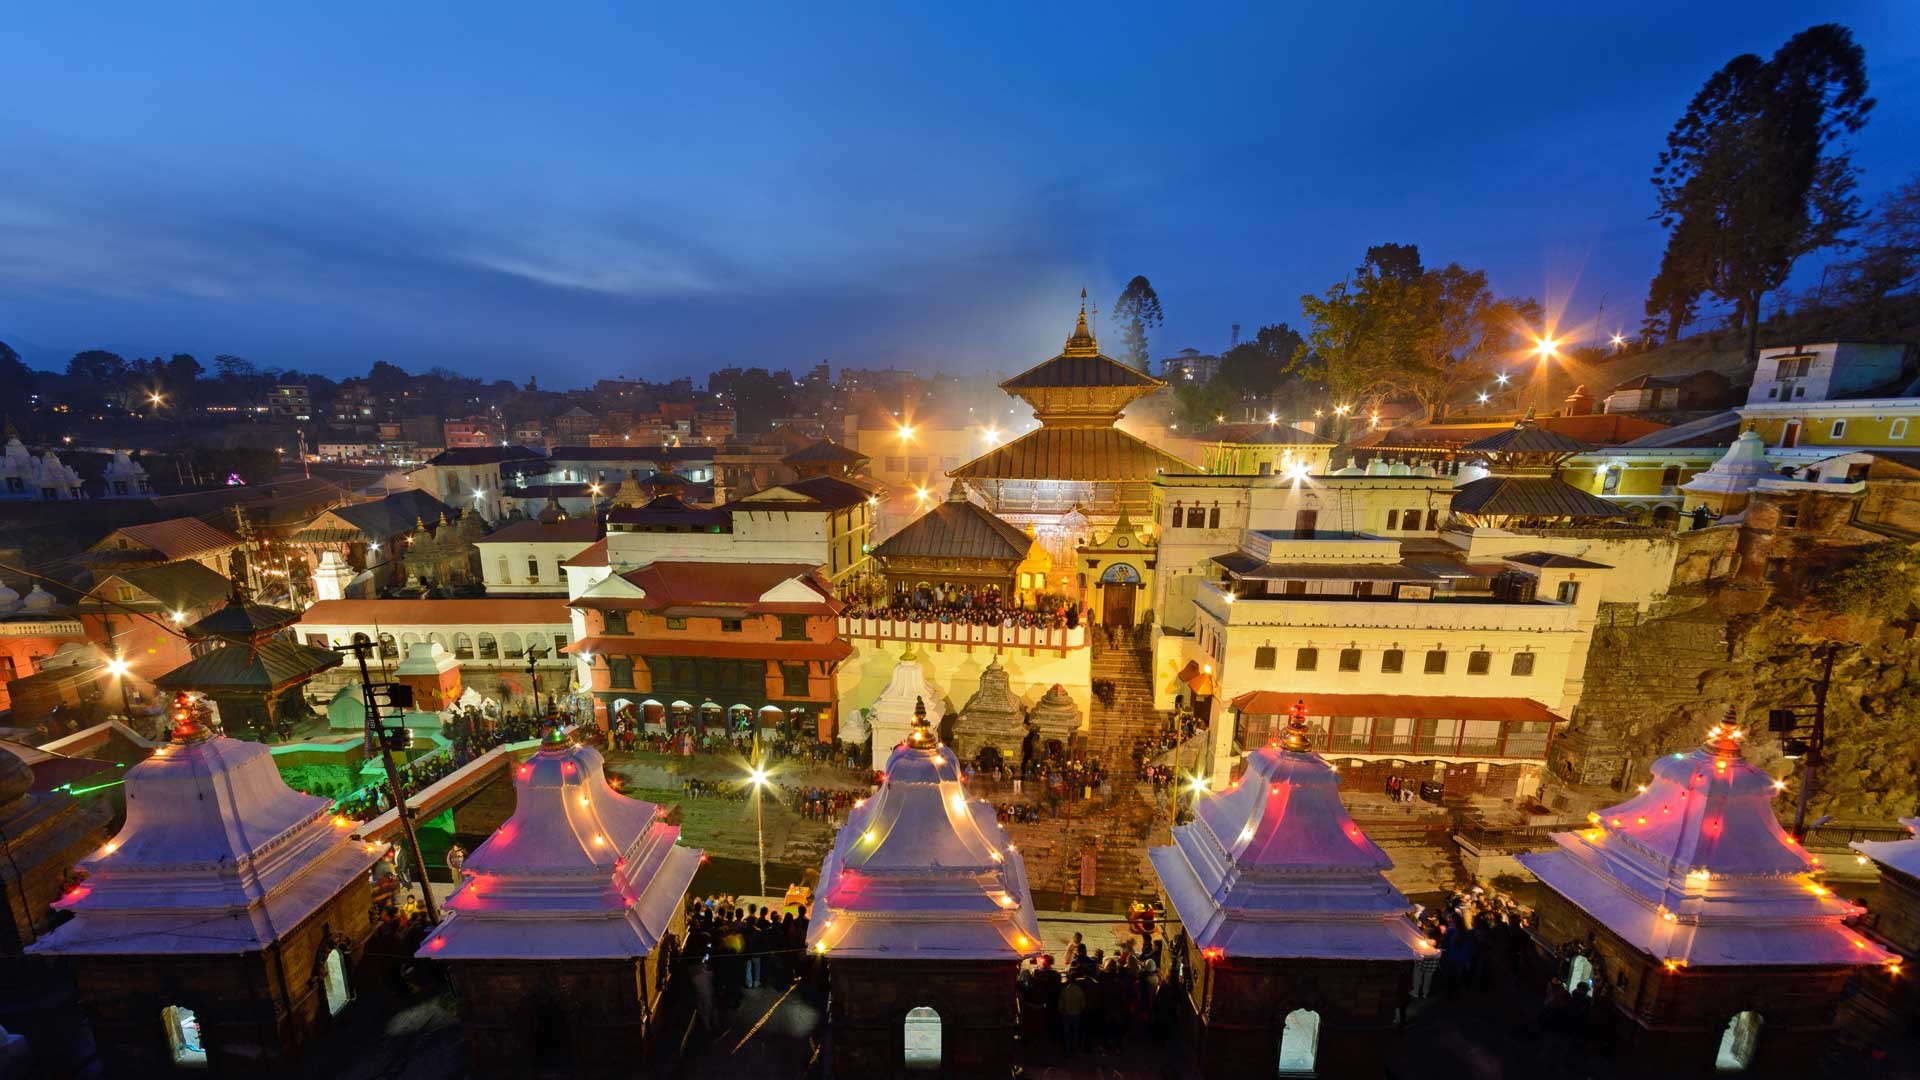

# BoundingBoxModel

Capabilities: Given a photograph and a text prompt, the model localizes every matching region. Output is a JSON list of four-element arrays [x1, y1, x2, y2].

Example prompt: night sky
[[3, 3, 1916, 383]]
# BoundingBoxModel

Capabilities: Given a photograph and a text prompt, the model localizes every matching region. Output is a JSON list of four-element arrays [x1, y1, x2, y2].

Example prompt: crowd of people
[[1415, 888, 1536, 1001], [845, 581, 1082, 631], [332, 708, 568, 821], [679, 895, 813, 1027], [1017, 932, 1184, 1057]]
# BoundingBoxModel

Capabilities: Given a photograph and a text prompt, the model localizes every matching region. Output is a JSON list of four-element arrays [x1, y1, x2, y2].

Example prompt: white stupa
[[865, 647, 944, 766], [100, 449, 151, 497], [28, 709, 382, 954], [0, 429, 86, 501], [807, 701, 1041, 960], [1151, 702, 1427, 960], [422, 728, 701, 960], [1678, 431, 1777, 501], [1519, 718, 1896, 968]]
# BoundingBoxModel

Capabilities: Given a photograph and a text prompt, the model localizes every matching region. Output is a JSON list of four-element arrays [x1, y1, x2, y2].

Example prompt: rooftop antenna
[[1230, 323, 1241, 349]]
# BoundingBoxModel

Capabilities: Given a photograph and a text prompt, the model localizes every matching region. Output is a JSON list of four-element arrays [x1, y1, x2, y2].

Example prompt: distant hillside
[[1525, 294, 1920, 408]]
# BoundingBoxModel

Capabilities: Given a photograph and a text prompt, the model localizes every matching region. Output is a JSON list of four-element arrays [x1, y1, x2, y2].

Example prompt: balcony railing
[[1273, 723, 1552, 762], [837, 615, 1086, 652]]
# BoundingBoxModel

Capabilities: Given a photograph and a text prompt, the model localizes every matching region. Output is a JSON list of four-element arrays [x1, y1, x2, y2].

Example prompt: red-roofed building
[[83, 518, 241, 576], [567, 560, 848, 733]]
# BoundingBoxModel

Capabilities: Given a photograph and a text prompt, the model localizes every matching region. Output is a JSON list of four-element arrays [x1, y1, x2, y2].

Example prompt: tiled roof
[[724, 476, 870, 512], [577, 561, 832, 611], [1460, 421, 1596, 455], [949, 425, 1196, 482], [98, 561, 234, 610], [186, 596, 302, 642], [326, 490, 454, 539], [1194, 422, 1331, 446], [782, 439, 868, 465], [154, 637, 342, 693], [562, 539, 609, 568], [874, 500, 1032, 562], [1001, 351, 1163, 390], [104, 518, 238, 560], [1449, 476, 1631, 520], [299, 598, 571, 626], [1231, 692, 1564, 724], [478, 517, 603, 545], [425, 446, 547, 467]]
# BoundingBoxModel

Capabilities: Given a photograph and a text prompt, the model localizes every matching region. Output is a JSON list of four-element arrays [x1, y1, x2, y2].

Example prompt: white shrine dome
[[1852, 818, 1920, 881], [807, 709, 1040, 961], [1151, 705, 1425, 960], [1519, 719, 1896, 968], [423, 729, 701, 960], [29, 714, 382, 954]]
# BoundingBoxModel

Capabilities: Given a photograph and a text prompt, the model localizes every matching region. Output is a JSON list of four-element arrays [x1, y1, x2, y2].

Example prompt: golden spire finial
[[1277, 699, 1314, 753], [906, 695, 939, 750], [1064, 289, 1100, 357], [1704, 708, 1744, 757]]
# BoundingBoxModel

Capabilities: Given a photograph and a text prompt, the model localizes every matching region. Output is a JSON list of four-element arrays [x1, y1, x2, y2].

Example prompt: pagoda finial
[[540, 723, 572, 751], [906, 695, 939, 750], [168, 691, 214, 745], [1520, 405, 1537, 424], [1063, 290, 1100, 357], [1277, 699, 1314, 753], [1703, 709, 1745, 757]]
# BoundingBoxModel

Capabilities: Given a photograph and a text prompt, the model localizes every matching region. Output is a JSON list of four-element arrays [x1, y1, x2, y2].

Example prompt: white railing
[[837, 615, 1086, 651]]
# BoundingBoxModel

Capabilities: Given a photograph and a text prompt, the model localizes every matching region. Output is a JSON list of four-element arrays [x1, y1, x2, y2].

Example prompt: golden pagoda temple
[[949, 300, 1194, 554]]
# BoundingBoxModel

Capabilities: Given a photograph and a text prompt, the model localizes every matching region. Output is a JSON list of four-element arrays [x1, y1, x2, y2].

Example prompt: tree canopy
[[1112, 276, 1164, 371], [1646, 23, 1874, 356]]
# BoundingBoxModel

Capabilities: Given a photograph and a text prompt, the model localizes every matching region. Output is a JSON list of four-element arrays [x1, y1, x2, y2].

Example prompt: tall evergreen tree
[[1649, 24, 1873, 362], [1111, 276, 1164, 371]]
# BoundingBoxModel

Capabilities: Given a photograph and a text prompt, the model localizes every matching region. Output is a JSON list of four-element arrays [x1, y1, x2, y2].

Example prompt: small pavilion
[[421, 727, 701, 1078], [1448, 416, 1632, 529], [1518, 718, 1896, 1076], [807, 703, 1041, 1077], [28, 706, 383, 1075], [153, 590, 341, 735], [870, 488, 1040, 608], [1150, 701, 1424, 1078]]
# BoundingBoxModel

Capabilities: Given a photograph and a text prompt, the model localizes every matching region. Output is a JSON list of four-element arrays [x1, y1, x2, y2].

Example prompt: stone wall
[[826, 957, 1018, 1078], [67, 873, 374, 1076], [443, 951, 673, 1078], [1185, 954, 1409, 1080], [1670, 523, 1740, 587]]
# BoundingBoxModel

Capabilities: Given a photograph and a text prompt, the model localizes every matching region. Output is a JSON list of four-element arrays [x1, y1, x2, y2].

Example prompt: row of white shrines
[[23, 696, 1914, 1078]]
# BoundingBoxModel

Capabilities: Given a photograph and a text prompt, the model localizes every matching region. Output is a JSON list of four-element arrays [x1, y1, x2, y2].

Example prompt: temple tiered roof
[[807, 708, 1040, 961], [1150, 704, 1426, 960], [28, 720, 381, 954], [423, 730, 702, 960], [1518, 721, 1897, 968]]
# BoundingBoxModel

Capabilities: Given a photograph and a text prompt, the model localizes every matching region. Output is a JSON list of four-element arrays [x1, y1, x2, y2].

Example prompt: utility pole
[[1771, 645, 1838, 843], [339, 638, 439, 923]]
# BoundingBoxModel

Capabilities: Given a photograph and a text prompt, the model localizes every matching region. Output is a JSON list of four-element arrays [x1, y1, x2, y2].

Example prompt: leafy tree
[[1171, 378, 1242, 429], [66, 349, 128, 383], [1649, 24, 1874, 362], [1111, 276, 1164, 371], [0, 341, 31, 388], [1642, 243, 1705, 344], [1812, 541, 1920, 621], [1215, 323, 1303, 400], [164, 353, 204, 389], [1401, 265, 1540, 419], [214, 354, 258, 380], [1831, 174, 1920, 308], [368, 360, 411, 393]]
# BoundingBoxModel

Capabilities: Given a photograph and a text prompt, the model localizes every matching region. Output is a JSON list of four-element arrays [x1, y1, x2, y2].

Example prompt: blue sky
[[2, 3, 1916, 383]]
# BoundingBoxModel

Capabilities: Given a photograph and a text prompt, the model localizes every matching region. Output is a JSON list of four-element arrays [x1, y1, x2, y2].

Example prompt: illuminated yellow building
[[1737, 397, 1920, 451]]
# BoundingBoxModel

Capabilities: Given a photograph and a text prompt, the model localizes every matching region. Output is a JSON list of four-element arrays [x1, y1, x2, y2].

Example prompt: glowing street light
[[1495, 372, 1510, 387], [746, 762, 773, 896], [897, 424, 915, 442], [1333, 404, 1352, 416], [1476, 392, 1490, 404], [1610, 332, 1627, 350], [1534, 335, 1560, 362], [105, 657, 133, 718]]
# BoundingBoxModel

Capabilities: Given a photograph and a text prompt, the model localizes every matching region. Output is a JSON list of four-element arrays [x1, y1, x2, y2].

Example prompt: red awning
[[564, 635, 852, 663], [1229, 691, 1564, 725]]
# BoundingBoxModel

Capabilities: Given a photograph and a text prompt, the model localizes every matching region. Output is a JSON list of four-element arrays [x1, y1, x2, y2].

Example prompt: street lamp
[[1534, 335, 1560, 362], [746, 763, 772, 897], [105, 657, 133, 719]]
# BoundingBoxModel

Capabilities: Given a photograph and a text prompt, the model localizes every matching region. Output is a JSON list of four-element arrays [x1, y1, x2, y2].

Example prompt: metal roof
[[873, 500, 1032, 563], [94, 561, 235, 611], [185, 596, 302, 642], [1449, 476, 1631, 520], [1459, 421, 1596, 455], [425, 446, 548, 467], [949, 425, 1196, 482], [1195, 422, 1332, 446], [1502, 551, 1615, 570], [782, 439, 869, 465], [99, 518, 238, 561], [323, 490, 455, 540], [154, 637, 342, 694], [1000, 350, 1163, 390]]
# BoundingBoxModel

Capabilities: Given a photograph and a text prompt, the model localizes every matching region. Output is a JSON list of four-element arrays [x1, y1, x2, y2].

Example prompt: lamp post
[[526, 650, 540, 719], [747, 758, 771, 898], [1769, 645, 1838, 842], [105, 657, 133, 719]]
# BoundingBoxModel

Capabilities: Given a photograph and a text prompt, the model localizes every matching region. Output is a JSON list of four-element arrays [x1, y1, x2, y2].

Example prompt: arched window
[[1566, 954, 1593, 991], [1716, 1011, 1762, 1072], [377, 633, 398, 660], [501, 632, 524, 658], [1278, 1007, 1320, 1075], [453, 633, 475, 659], [162, 1004, 207, 1065], [477, 633, 499, 660], [904, 1006, 941, 1070], [320, 946, 351, 1015]]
